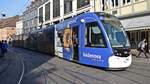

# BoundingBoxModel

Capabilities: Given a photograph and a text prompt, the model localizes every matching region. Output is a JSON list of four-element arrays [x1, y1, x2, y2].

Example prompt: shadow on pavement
[[9, 47, 56, 84]]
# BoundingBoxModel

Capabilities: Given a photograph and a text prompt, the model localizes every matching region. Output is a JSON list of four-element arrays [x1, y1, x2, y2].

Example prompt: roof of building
[[0, 16, 19, 28]]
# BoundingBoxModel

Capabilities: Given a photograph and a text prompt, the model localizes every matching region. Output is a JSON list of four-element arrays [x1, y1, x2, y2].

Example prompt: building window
[[77, 0, 90, 9], [39, 7, 43, 23], [123, 0, 131, 5], [123, 0, 126, 4], [127, 0, 131, 3], [102, 0, 109, 11], [45, 2, 50, 21], [53, 0, 60, 18], [102, 0, 105, 11], [112, 10, 118, 15], [64, 0, 72, 14], [111, 0, 119, 7]]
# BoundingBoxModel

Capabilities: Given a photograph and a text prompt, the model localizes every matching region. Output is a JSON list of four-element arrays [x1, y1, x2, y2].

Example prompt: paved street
[[0, 47, 150, 84]]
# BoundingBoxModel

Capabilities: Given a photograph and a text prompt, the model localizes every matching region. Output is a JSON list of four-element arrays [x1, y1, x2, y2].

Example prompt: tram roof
[[55, 12, 118, 30]]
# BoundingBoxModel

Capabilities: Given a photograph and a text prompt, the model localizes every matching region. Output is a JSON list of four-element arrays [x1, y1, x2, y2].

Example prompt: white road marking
[[17, 54, 25, 84]]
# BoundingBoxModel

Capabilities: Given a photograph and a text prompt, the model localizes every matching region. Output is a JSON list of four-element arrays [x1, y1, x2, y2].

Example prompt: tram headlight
[[113, 48, 130, 57], [81, 19, 85, 23]]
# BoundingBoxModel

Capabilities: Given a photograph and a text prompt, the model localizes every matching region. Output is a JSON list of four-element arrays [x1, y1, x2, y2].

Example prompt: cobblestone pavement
[[0, 47, 150, 84]]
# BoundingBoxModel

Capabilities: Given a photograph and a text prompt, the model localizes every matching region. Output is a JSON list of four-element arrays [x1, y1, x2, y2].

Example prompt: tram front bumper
[[108, 55, 132, 69]]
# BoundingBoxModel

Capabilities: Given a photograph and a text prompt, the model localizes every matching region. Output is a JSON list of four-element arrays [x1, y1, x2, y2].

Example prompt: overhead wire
[[16, 0, 31, 15]]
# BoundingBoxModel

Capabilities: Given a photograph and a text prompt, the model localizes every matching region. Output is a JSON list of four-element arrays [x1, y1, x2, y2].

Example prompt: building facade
[[101, 0, 150, 51], [22, 0, 39, 34], [16, 16, 23, 35], [23, 0, 150, 50], [37, 0, 98, 26], [0, 16, 19, 41]]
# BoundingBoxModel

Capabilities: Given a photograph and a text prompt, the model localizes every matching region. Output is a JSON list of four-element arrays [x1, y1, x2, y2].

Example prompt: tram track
[[107, 65, 150, 84], [12, 48, 105, 83], [7, 50, 26, 84], [16, 54, 25, 84], [0, 50, 24, 84], [26, 54, 110, 84], [21, 53, 88, 84], [131, 65, 150, 71], [12, 48, 131, 84], [23, 57, 78, 84], [14, 48, 99, 84], [126, 69, 150, 78], [21, 53, 72, 84], [23, 55, 113, 84], [108, 71, 141, 84], [11, 47, 150, 84], [64, 67, 112, 84], [0, 55, 12, 76], [19, 56, 49, 84], [11, 48, 50, 84]]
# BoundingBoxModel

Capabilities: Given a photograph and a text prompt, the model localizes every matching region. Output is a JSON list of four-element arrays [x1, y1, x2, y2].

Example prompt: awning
[[120, 14, 150, 31], [125, 26, 150, 31]]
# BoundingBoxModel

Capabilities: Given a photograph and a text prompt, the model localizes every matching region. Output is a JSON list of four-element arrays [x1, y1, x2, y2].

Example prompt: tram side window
[[57, 30, 64, 47], [85, 22, 106, 48], [63, 28, 72, 48]]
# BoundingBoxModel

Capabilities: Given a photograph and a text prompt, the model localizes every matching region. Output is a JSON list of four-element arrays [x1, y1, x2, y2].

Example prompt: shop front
[[120, 14, 150, 52]]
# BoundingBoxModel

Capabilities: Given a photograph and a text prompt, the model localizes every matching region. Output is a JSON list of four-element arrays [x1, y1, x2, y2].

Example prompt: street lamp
[[1, 13, 6, 19], [1, 13, 6, 17]]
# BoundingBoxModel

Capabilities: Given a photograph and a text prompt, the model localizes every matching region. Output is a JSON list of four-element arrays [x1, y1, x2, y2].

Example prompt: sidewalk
[[131, 49, 150, 64]]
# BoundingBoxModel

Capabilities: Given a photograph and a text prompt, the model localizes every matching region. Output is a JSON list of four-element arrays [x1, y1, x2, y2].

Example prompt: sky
[[0, 0, 32, 18]]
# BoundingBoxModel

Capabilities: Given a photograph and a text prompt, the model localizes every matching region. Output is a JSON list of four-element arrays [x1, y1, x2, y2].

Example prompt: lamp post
[[1, 13, 6, 19]]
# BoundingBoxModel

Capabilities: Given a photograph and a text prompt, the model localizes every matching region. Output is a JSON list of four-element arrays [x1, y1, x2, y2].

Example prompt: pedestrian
[[1, 40, 8, 57], [137, 38, 149, 58], [0, 41, 2, 58], [4, 40, 8, 53], [73, 31, 78, 47]]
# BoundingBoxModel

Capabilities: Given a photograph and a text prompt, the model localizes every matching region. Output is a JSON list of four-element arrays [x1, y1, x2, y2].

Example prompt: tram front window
[[102, 19, 130, 48], [85, 22, 106, 48]]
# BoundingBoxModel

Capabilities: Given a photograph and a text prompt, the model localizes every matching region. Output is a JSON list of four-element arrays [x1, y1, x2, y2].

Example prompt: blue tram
[[13, 12, 132, 69], [55, 12, 132, 69]]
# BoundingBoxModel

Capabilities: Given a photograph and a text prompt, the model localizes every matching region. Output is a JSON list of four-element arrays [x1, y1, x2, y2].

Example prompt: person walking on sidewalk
[[1, 40, 8, 57], [137, 38, 149, 58], [0, 41, 2, 58]]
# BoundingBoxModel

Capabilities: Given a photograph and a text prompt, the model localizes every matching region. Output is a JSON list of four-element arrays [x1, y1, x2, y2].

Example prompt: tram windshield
[[101, 17, 130, 48]]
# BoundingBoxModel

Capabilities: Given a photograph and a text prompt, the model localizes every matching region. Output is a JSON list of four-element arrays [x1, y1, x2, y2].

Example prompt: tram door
[[79, 20, 111, 67], [72, 26, 79, 61]]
